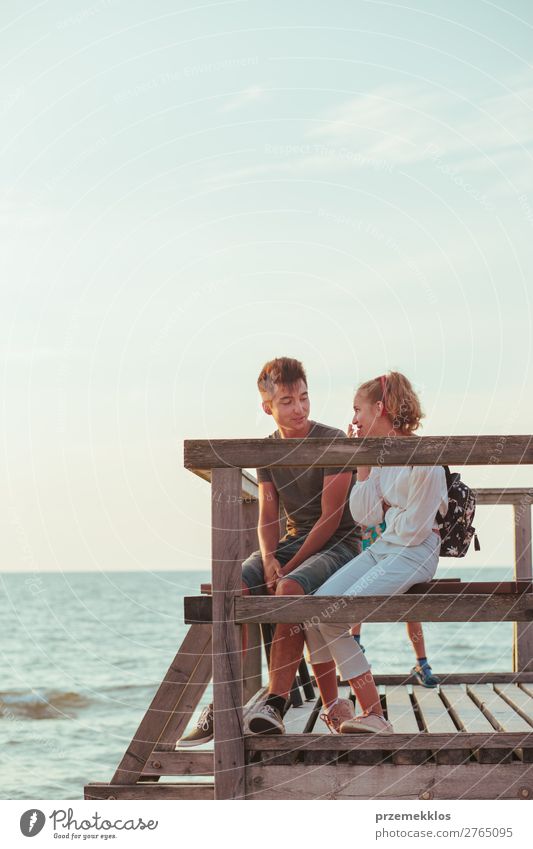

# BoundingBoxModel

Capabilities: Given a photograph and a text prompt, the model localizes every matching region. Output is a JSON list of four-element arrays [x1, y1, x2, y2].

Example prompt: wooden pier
[[85, 435, 533, 801]]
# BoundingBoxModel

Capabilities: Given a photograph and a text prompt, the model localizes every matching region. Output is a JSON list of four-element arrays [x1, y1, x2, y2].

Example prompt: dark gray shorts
[[241, 535, 359, 596]]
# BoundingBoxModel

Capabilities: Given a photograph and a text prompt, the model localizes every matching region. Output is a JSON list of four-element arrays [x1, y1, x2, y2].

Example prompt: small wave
[[0, 690, 91, 720]]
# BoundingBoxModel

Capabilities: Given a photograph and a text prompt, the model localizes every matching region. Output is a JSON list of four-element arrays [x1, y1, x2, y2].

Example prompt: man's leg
[[267, 578, 306, 700]]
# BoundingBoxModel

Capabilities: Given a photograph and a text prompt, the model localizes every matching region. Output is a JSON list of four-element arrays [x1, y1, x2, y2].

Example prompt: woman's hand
[[347, 422, 356, 437]]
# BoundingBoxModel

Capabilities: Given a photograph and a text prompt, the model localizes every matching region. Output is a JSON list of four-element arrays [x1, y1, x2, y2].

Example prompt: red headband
[[379, 375, 387, 416]]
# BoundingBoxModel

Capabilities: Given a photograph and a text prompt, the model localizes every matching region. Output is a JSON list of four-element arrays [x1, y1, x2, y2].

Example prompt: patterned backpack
[[436, 466, 480, 557]]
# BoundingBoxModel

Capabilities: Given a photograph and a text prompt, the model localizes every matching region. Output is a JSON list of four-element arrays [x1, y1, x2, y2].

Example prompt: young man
[[178, 356, 359, 744]]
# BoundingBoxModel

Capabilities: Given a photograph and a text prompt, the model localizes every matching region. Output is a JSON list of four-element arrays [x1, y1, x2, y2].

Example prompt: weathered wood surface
[[239, 497, 263, 703], [234, 594, 533, 624], [211, 467, 245, 800], [185, 592, 533, 625], [468, 684, 532, 733], [373, 672, 533, 684], [384, 686, 426, 765], [190, 467, 259, 500], [199, 579, 533, 596], [514, 502, 533, 673], [111, 623, 212, 784], [245, 763, 533, 800], [245, 731, 533, 753], [185, 435, 533, 470], [476, 488, 533, 505], [412, 687, 467, 764], [85, 782, 214, 800], [495, 684, 533, 726], [141, 751, 213, 776]]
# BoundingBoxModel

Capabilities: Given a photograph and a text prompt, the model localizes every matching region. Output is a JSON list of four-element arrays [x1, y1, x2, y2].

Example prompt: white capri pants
[[305, 532, 441, 681]]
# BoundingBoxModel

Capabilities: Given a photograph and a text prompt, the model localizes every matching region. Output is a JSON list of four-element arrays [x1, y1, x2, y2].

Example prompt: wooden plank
[[245, 731, 533, 752], [520, 682, 533, 698], [240, 498, 262, 703], [155, 641, 213, 751], [199, 579, 533, 597], [186, 591, 533, 624], [385, 687, 419, 732], [283, 699, 319, 734], [190, 467, 258, 500], [111, 623, 212, 784], [184, 435, 533, 470], [476, 489, 533, 505], [440, 684, 505, 764], [440, 685, 495, 732], [373, 672, 533, 685], [412, 687, 467, 764], [514, 503, 533, 674], [191, 471, 532, 507], [385, 686, 426, 766], [234, 593, 533, 624], [413, 689, 459, 733], [211, 467, 245, 800], [85, 782, 214, 800], [495, 684, 533, 725], [245, 763, 533, 800], [142, 751, 213, 776], [468, 684, 532, 733]]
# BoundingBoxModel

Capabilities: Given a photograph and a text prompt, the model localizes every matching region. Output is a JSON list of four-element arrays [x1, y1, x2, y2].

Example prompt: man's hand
[[264, 557, 282, 595]]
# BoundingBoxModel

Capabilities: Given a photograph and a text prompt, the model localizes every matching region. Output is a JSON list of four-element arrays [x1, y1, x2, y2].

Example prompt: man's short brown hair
[[257, 357, 307, 397]]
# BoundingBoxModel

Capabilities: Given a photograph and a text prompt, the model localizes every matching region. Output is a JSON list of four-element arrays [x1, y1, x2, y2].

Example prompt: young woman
[[305, 371, 448, 733]]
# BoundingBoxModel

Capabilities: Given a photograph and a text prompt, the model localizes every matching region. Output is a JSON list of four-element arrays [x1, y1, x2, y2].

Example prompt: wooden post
[[212, 467, 245, 799], [514, 502, 533, 673], [240, 494, 262, 703]]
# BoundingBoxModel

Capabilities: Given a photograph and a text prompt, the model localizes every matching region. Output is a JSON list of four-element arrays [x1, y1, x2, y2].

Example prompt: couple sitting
[[179, 357, 448, 745]]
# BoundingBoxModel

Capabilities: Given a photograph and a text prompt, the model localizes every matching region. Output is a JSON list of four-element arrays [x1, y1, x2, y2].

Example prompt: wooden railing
[[184, 435, 533, 799]]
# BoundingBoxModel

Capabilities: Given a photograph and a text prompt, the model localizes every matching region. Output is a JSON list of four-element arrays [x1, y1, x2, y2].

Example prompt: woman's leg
[[312, 661, 339, 710], [348, 670, 383, 716], [311, 536, 441, 700]]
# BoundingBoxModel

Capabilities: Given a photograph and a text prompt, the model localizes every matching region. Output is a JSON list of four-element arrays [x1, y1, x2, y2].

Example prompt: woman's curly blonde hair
[[357, 371, 424, 434]]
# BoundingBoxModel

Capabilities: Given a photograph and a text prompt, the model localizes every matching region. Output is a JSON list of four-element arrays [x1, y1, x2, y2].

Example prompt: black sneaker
[[246, 703, 285, 735], [176, 704, 214, 747], [411, 663, 440, 688]]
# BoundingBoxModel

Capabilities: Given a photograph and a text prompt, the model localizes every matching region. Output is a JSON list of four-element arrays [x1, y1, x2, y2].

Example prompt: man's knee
[[276, 578, 305, 596]]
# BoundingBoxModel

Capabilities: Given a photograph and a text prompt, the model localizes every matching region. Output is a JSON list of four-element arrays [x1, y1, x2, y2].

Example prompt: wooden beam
[[245, 763, 533, 800], [476, 488, 533, 506], [239, 497, 262, 703], [233, 594, 533, 624], [211, 467, 245, 800], [185, 590, 533, 625], [141, 751, 213, 776], [514, 503, 533, 673], [111, 623, 212, 784], [184, 435, 533, 470], [373, 673, 533, 685], [245, 731, 533, 751], [84, 782, 214, 800]]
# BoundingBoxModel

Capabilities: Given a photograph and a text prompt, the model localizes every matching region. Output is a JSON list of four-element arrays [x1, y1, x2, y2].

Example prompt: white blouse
[[350, 466, 449, 547]]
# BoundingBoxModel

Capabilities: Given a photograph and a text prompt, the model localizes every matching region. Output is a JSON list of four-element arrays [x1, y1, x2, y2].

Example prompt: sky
[[1, 0, 532, 572]]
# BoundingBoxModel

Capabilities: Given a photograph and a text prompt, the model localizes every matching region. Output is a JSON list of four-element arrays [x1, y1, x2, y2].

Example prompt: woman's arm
[[349, 468, 385, 527], [387, 466, 448, 545]]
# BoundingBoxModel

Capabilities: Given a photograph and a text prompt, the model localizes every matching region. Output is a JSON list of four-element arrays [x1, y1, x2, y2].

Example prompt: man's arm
[[257, 482, 281, 593], [278, 472, 353, 577]]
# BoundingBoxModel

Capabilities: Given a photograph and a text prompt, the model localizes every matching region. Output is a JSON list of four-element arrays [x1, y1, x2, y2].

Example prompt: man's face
[[262, 379, 310, 433]]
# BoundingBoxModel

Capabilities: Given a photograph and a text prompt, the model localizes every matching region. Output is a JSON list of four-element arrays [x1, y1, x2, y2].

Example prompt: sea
[[0, 566, 518, 799]]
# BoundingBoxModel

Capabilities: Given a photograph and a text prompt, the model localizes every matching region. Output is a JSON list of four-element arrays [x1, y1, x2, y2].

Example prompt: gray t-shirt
[[256, 420, 359, 549]]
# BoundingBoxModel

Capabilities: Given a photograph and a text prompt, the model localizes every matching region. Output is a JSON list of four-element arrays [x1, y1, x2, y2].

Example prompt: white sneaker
[[340, 712, 393, 734], [319, 698, 355, 734], [246, 703, 285, 735]]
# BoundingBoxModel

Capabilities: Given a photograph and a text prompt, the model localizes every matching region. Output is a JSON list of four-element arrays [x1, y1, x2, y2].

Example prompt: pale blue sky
[[1, 0, 532, 572]]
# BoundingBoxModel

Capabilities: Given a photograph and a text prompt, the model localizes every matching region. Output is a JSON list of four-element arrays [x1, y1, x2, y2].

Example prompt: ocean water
[[0, 566, 517, 799]]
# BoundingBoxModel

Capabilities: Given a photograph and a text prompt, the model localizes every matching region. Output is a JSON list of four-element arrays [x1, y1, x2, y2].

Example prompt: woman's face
[[352, 391, 384, 437]]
